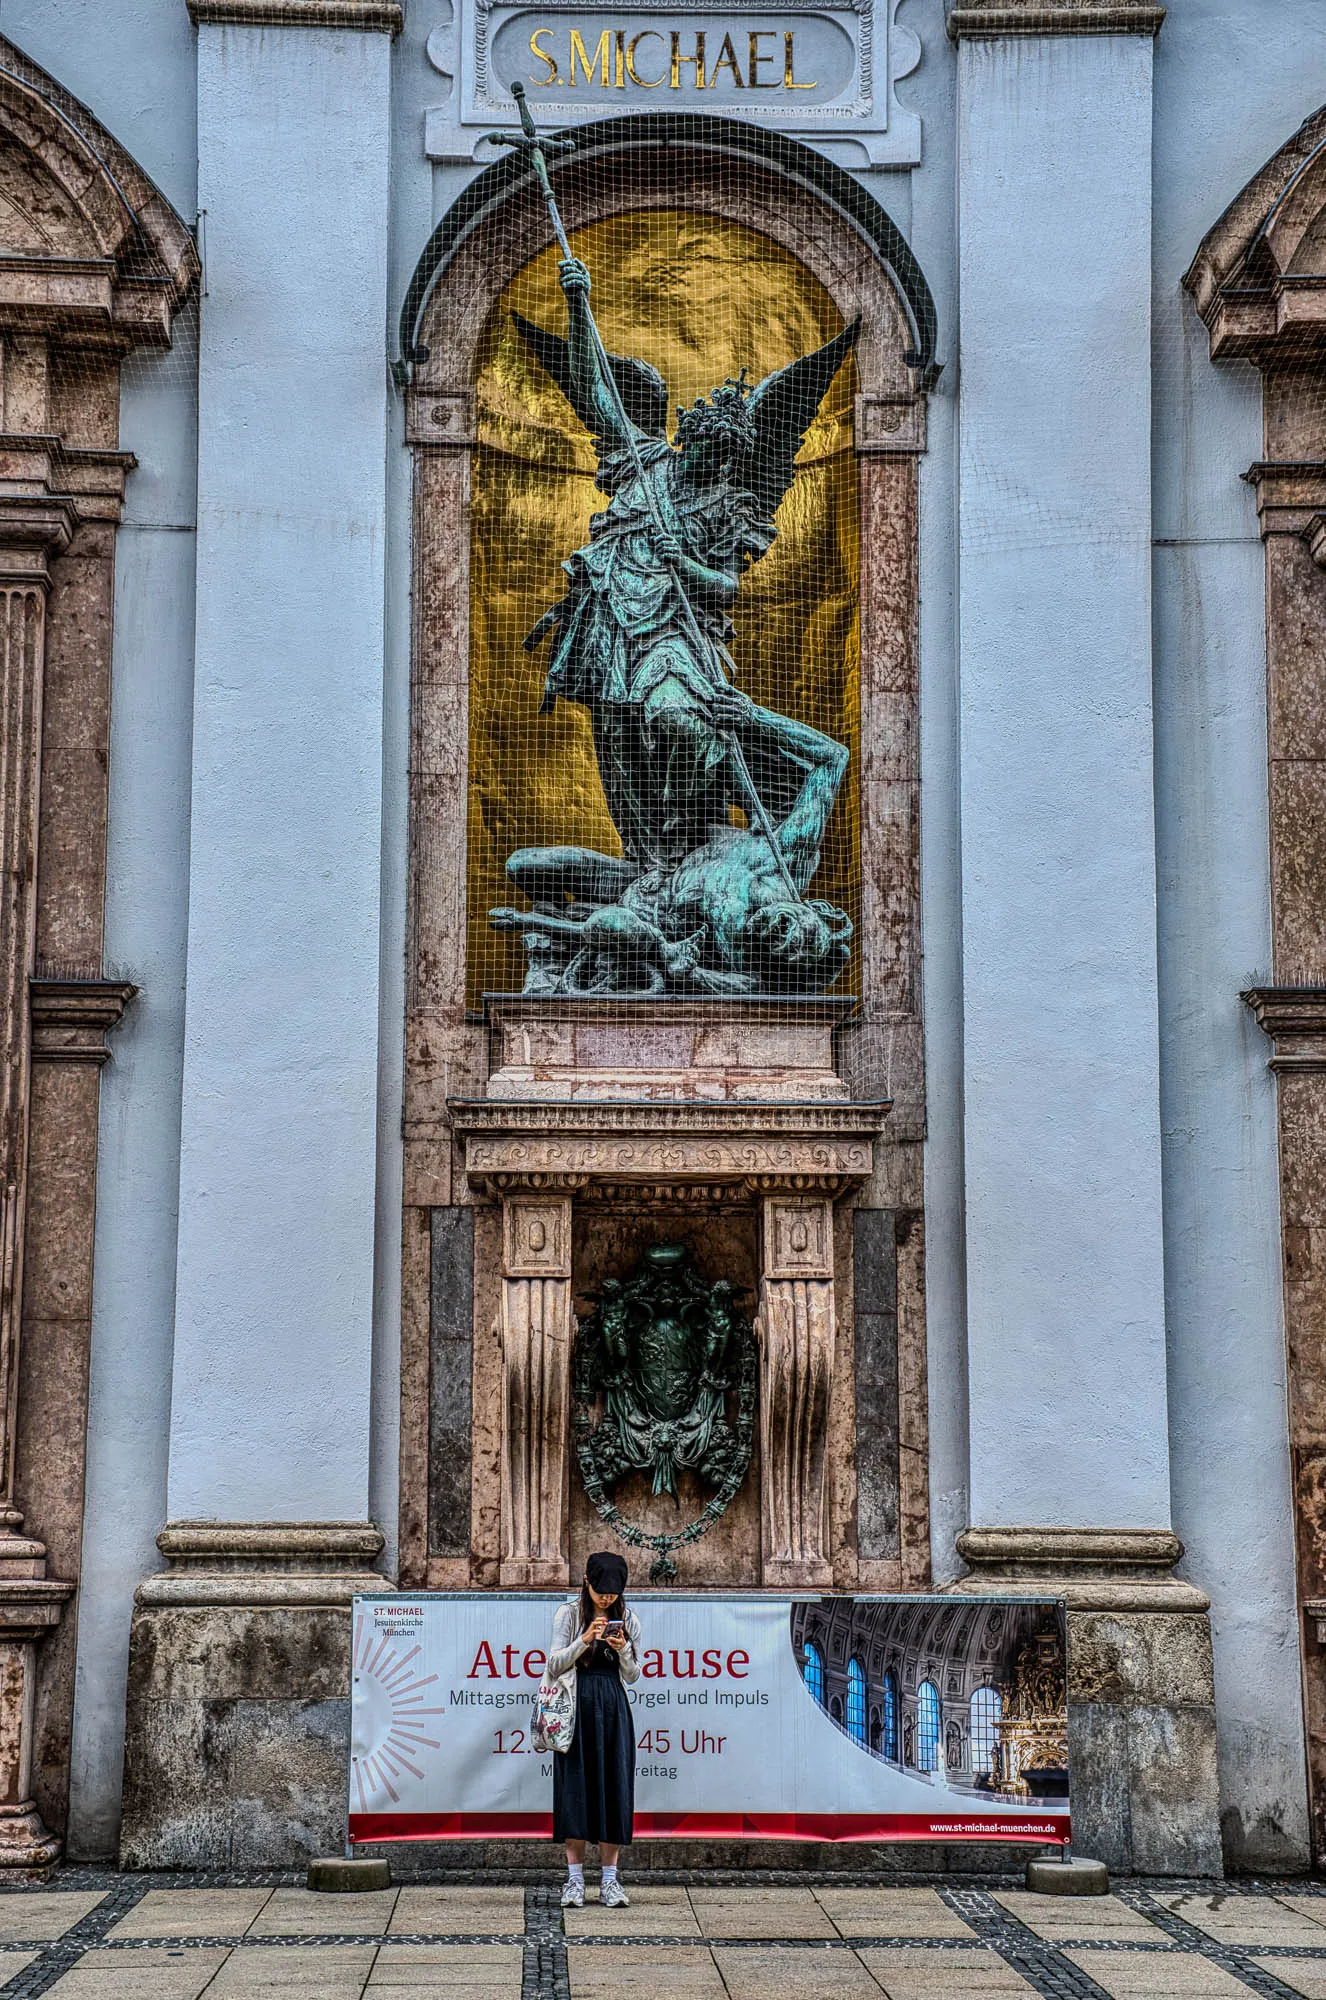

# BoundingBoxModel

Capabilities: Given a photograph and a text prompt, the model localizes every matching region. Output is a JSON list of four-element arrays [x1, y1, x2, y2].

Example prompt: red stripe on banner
[[349, 1811, 1071, 1846]]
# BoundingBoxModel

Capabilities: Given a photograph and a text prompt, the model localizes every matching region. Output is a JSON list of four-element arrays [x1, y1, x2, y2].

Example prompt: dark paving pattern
[[1, 1873, 1326, 1995]]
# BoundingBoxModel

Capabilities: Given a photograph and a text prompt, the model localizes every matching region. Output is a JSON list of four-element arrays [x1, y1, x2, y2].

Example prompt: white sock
[[567, 1863, 584, 1886], [601, 1864, 618, 1886]]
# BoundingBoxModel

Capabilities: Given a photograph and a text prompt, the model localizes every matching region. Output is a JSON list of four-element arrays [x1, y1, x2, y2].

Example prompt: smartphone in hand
[[605, 1619, 624, 1637]]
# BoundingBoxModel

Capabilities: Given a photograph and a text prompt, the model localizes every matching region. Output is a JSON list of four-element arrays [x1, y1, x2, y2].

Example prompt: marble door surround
[[450, 1087, 889, 1591]]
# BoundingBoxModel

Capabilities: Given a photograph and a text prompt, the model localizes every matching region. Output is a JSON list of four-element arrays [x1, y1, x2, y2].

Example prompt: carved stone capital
[[1242, 461, 1326, 542], [1244, 986, 1326, 1073], [947, 0, 1164, 35], [30, 978, 136, 1065], [0, 488, 78, 586], [187, 0, 404, 29]]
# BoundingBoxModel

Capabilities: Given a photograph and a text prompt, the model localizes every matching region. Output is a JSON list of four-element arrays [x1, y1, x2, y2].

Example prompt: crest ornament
[[572, 1242, 758, 1582]]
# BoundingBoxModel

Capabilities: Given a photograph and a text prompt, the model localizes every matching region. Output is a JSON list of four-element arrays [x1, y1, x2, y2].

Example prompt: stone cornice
[[449, 1097, 890, 1195], [1244, 986, 1326, 1071], [947, 0, 1164, 37], [949, 1524, 1210, 1613], [137, 1521, 393, 1610], [1241, 462, 1326, 555], [187, 0, 404, 30]]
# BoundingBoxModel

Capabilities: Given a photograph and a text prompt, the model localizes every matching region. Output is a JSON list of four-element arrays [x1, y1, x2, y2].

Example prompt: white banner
[[349, 1594, 1069, 1846]]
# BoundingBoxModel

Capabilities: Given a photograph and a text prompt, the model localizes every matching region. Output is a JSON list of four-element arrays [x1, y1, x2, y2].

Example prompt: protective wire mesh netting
[[463, 182, 862, 1014]]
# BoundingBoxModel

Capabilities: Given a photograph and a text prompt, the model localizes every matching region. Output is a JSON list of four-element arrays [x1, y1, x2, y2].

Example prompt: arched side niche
[[1188, 106, 1326, 1868], [398, 122, 932, 1597]]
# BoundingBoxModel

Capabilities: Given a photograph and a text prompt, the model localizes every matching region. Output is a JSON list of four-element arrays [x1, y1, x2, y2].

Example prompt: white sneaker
[[561, 1879, 585, 1909], [600, 1877, 630, 1909]]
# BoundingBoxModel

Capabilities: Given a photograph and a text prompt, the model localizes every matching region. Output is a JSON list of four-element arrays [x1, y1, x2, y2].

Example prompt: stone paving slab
[[1152, 1892, 1326, 1949], [0, 1895, 106, 1943], [687, 1888, 837, 1938], [44, 1946, 230, 1996], [995, 1893, 1166, 1943], [1066, 1947, 1254, 1996], [247, 1889, 399, 1937], [205, 1944, 379, 1993], [859, 1947, 1036, 1995], [106, 1889, 275, 1940], [814, 1886, 977, 1938], [563, 1886, 702, 1938], [567, 1943, 726, 1996], [1254, 1958, 1326, 1998], [367, 1944, 523, 1991], [390, 1890, 525, 1936], [711, 1944, 885, 1996]]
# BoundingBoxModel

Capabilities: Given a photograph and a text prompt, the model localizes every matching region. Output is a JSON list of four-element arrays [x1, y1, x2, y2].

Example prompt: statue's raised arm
[[512, 260, 668, 485]]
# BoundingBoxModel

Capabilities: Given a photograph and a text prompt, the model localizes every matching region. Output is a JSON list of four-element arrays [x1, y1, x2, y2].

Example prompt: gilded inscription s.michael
[[526, 26, 817, 89]]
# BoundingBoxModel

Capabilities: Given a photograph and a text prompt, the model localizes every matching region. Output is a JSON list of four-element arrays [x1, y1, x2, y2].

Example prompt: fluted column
[[499, 1193, 573, 1588], [0, 493, 78, 1864], [758, 1194, 836, 1589]]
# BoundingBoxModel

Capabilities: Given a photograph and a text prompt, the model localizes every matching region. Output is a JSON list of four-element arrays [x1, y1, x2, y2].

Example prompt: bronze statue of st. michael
[[490, 246, 858, 998]]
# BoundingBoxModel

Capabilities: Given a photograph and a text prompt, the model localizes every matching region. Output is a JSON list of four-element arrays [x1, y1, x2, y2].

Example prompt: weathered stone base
[[949, 1528, 1222, 1879], [120, 1523, 391, 1869]]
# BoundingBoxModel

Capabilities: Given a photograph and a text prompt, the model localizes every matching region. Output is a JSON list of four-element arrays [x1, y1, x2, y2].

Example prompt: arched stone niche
[[0, 36, 196, 1862], [399, 121, 933, 1602], [1189, 106, 1326, 1868]]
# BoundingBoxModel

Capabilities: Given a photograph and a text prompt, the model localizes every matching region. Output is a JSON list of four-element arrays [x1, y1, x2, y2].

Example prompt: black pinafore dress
[[552, 1638, 636, 1845]]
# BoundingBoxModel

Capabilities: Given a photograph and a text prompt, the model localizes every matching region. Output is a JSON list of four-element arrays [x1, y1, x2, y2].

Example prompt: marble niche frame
[[398, 118, 932, 1598]]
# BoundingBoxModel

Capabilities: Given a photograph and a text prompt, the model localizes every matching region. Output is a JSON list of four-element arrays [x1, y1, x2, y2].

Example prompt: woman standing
[[549, 1551, 641, 1909]]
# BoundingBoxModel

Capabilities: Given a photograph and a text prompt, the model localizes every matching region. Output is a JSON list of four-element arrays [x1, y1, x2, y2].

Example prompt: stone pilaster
[[758, 1195, 836, 1590], [949, 1529, 1221, 1876], [121, 1524, 390, 1868], [0, 492, 78, 1867], [499, 1194, 573, 1589]]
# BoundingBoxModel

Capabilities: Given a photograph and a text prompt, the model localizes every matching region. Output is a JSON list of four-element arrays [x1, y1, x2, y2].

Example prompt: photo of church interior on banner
[[5, 0, 1326, 1909]]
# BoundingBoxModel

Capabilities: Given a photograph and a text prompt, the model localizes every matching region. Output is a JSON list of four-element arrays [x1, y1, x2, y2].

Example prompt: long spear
[[486, 83, 805, 907]]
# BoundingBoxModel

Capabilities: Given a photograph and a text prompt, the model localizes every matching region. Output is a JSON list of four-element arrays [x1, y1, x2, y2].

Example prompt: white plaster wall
[[168, 24, 393, 1523], [1151, 0, 1326, 1875], [898, 0, 967, 1586], [956, 32, 1171, 1527]]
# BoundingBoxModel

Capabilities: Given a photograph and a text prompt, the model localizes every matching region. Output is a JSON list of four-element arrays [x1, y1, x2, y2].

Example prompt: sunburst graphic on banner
[[351, 1612, 446, 1813]]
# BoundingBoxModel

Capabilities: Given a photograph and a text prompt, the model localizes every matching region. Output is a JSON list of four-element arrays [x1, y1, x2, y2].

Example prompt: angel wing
[[510, 310, 669, 439], [742, 320, 860, 523]]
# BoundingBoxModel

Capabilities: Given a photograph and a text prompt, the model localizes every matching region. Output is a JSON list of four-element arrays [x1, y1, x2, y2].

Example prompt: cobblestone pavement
[[5, 1876, 1326, 1998]]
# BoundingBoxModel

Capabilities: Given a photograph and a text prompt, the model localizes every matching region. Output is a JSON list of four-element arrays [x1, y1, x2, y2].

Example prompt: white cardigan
[[548, 1598, 643, 1686]]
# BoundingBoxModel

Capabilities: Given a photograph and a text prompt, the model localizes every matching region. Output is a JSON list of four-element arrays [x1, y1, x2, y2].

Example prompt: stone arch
[[397, 118, 934, 1595], [0, 37, 196, 344], [1186, 105, 1326, 358], [1188, 106, 1326, 1869], [0, 34, 196, 1862]]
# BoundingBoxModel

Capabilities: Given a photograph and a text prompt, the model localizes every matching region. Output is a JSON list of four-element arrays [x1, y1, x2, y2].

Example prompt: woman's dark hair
[[580, 1579, 625, 1633]]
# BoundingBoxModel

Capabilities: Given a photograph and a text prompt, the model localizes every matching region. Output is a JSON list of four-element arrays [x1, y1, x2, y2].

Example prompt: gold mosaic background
[[467, 208, 860, 1005]]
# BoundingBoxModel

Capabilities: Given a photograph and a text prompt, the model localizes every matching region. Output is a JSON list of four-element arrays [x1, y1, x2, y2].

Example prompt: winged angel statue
[[490, 251, 858, 998]]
